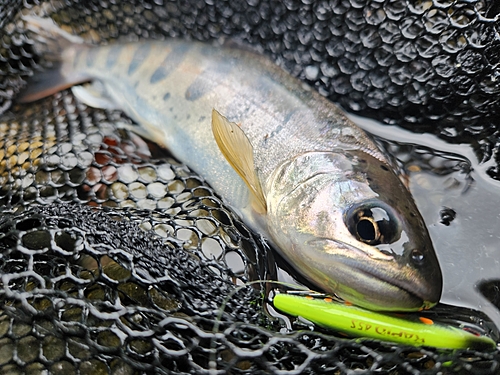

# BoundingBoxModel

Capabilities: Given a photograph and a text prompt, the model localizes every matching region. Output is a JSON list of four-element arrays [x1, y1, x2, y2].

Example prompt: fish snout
[[399, 246, 443, 308], [295, 238, 442, 311]]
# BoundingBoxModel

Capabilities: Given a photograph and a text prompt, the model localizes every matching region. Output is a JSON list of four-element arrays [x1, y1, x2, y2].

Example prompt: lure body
[[273, 294, 496, 350], [20, 16, 442, 312]]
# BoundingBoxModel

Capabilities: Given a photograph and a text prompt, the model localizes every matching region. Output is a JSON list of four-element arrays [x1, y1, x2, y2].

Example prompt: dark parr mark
[[73, 48, 84, 69], [128, 44, 151, 75], [267, 124, 284, 140], [283, 109, 297, 125], [86, 48, 99, 68], [185, 58, 234, 101], [150, 44, 190, 84], [163, 92, 171, 101], [106, 44, 123, 69]]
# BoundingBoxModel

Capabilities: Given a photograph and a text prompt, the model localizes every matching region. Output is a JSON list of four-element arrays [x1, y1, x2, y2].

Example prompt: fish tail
[[22, 15, 85, 61], [18, 16, 90, 103]]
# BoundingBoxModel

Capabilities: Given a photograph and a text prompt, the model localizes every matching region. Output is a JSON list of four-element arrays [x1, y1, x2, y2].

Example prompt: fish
[[18, 15, 442, 312]]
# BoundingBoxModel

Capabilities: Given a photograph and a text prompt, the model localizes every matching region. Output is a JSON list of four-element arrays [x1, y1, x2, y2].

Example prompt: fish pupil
[[357, 218, 378, 243]]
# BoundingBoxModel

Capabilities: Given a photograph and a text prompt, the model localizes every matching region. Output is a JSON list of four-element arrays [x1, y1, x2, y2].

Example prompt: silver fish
[[19, 16, 442, 311]]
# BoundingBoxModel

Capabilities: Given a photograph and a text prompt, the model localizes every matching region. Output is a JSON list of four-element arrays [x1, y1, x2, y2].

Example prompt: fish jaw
[[266, 151, 443, 311], [302, 238, 441, 311]]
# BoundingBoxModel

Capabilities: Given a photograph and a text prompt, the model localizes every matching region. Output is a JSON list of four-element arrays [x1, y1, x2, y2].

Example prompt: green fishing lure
[[273, 293, 496, 350]]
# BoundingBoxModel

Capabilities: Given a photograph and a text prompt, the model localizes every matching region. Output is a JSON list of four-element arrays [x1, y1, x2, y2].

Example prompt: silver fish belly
[[20, 16, 443, 311]]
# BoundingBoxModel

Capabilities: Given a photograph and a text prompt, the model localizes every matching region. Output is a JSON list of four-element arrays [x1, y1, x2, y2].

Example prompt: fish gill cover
[[0, 0, 499, 374]]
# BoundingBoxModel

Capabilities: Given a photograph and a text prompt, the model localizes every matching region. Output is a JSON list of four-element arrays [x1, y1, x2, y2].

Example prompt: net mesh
[[0, 1, 499, 374]]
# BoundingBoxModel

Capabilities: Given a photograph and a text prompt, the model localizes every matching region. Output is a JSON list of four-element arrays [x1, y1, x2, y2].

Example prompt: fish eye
[[345, 202, 401, 246]]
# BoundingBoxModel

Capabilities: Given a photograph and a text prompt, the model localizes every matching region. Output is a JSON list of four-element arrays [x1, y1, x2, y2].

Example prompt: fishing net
[[0, 0, 499, 374]]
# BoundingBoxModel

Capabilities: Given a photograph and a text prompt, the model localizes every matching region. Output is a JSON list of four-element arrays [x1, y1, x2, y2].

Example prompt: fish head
[[266, 150, 442, 311]]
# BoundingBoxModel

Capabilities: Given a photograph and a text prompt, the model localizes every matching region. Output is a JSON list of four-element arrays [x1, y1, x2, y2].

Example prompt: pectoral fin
[[211, 109, 267, 213]]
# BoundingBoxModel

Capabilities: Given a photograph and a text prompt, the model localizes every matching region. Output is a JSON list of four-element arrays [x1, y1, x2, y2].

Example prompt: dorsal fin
[[211, 109, 266, 213]]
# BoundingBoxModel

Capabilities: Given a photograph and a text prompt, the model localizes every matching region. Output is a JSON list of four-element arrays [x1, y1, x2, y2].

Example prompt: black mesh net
[[0, 1, 500, 374]]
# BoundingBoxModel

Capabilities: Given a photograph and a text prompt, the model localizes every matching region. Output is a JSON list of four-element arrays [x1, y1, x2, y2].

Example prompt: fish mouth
[[343, 257, 432, 311], [307, 239, 439, 311]]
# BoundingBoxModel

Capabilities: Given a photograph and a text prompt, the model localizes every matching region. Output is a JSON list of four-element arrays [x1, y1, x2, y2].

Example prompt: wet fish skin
[[267, 149, 441, 310], [19, 16, 442, 311]]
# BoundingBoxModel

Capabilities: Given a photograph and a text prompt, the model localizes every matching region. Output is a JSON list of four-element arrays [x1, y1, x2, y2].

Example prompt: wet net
[[0, 1, 499, 374]]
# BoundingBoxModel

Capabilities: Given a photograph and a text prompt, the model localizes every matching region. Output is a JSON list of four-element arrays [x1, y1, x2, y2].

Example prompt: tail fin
[[18, 16, 89, 103], [22, 15, 85, 60]]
